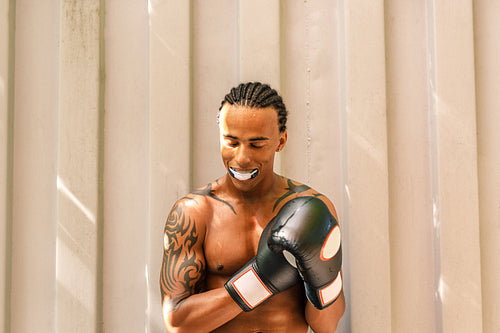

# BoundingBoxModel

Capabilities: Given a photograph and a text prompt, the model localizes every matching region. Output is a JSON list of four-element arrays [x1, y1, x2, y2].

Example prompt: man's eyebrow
[[222, 134, 269, 141], [249, 137, 269, 142]]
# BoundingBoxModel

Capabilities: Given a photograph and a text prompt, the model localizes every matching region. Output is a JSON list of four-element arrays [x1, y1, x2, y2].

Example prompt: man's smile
[[228, 167, 259, 181]]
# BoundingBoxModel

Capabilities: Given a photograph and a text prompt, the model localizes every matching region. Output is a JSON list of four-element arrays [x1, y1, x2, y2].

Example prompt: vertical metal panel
[[473, 1, 500, 332], [281, 0, 310, 184], [149, 0, 192, 331], [10, 1, 60, 332], [57, 0, 102, 332], [239, 0, 280, 86], [385, 1, 437, 332], [343, 1, 392, 332], [429, 0, 483, 332], [281, 0, 343, 198], [301, 1, 343, 205], [103, 1, 149, 331], [0, 0, 13, 331]]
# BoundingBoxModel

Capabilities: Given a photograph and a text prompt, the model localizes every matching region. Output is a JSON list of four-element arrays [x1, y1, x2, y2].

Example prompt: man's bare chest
[[203, 208, 276, 277]]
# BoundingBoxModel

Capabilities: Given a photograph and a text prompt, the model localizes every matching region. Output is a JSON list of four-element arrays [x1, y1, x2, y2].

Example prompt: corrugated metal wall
[[1, 0, 499, 332]]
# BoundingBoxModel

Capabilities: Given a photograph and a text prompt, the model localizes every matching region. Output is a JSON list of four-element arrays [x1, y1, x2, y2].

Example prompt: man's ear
[[277, 130, 288, 152]]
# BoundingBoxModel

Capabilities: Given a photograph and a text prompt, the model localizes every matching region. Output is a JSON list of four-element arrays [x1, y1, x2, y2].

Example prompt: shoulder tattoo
[[160, 202, 206, 309], [273, 179, 324, 211], [186, 182, 236, 215]]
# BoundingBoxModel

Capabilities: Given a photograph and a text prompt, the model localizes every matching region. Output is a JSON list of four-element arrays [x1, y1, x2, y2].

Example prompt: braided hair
[[218, 82, 288, 132]]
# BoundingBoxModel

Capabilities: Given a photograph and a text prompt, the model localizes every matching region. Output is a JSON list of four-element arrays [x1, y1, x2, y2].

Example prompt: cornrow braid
[[218, 82, 288, 132]]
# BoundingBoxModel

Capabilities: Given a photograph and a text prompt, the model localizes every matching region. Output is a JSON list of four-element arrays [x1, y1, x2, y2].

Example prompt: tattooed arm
[[160, 198, 241, 333]]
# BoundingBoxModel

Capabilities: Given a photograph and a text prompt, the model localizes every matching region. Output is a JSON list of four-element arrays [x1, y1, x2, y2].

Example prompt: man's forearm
[[305, 291, 345, 333], [163, 287, 242, 333]]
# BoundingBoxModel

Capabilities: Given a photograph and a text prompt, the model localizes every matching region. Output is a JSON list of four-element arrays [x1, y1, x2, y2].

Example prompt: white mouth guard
[[229, 168, 259, 181]]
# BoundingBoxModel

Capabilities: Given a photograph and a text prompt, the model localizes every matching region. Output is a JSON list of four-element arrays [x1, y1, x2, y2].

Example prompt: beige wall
[[1, 0, 498, 332]]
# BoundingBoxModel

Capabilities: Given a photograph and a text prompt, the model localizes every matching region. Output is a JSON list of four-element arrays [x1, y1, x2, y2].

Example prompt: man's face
[[219, 104, 287, 192]]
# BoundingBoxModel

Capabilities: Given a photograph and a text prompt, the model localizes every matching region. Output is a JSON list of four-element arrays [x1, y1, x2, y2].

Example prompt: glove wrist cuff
[[304, 271, 343, 309], [225, 260, 273, 312]]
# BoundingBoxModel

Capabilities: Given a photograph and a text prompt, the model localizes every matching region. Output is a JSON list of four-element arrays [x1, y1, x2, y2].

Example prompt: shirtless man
[[160, 82, 345, 333]]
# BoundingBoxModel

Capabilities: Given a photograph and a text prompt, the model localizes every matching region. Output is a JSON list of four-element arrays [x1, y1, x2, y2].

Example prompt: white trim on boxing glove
[[320, 225, 341, 261], [318, 271, 343, 307], [227, 266, 272, 310]]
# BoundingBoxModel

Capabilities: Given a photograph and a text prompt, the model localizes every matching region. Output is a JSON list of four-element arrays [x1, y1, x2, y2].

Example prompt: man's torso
[[186, 175, 325, 332]]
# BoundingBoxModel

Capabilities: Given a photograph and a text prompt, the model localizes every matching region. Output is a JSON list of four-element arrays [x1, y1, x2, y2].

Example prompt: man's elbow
[[163, 311, 191, 333], [163, 321, 184, 333], [162, 301, 186, 333]]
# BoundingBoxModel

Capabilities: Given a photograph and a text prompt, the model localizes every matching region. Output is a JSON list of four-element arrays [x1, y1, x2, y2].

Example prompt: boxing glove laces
[[268, 196, 343, 309]]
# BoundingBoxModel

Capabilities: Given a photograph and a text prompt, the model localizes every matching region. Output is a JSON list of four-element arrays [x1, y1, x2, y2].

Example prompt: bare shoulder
[[163, 178, 238, 242], [274, 177, 339, 220], [160, 182, 221, 309]]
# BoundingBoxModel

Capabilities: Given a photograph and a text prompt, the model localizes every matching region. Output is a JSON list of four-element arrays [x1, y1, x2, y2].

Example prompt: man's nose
[[235, 145, 251, 166]]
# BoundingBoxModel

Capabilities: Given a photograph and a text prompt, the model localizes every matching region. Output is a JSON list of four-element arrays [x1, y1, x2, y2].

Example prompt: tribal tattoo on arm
[[160, 201, 206, 310]]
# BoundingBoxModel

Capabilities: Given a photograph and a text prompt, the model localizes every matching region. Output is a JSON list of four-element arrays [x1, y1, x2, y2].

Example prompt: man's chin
[[228, 173, 259, 191]]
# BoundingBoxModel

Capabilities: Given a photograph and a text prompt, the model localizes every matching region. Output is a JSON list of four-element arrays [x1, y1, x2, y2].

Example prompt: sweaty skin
[[160, 105, 345, 333]]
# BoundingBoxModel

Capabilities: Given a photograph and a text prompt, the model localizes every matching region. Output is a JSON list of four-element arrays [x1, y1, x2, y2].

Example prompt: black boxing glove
[[225, 220, 301, 312], [268, 196, 343, 309]]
